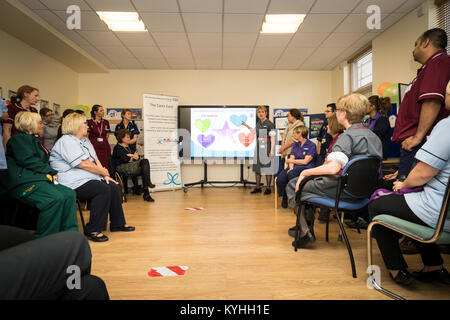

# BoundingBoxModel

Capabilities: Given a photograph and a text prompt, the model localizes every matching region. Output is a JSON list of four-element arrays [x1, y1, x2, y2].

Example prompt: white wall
[[0, 29, 78, 109], [78, 69, 332, 185]]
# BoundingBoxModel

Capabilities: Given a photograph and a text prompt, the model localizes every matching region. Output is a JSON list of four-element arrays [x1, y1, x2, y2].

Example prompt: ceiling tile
[[188, 33, 221, 48], [152, 33, 190, 47], [191, 47, 221, 60], [310, 0, 360, 13], [380, 13, 408, 31], [138, 57, 170, 69], [395, 0, 426, 14], [289, 32, 330, 47], [297, 14, 346, 33], [39, 0, 92, 11], [128, 46, 163, 58], [96, 45, 134, 59], [166, 57, 195, 69], [178, 0, 222, 13], [140, 13, 185, 33], [79, 44, 114, 64], [108, 56, 144, 69], [224, 0, 269, 14], [52, 10, 109, 31], [320, 32, 365, 48], [275, 47, 315, 69], [249, 47, 284, 69], [114, 32, 156, 46], [195, 59, 222, 69], [19, 0, 47, 10], [350, 32, 380, 49], [132, 0, 179, 12], [182, 13, 222, 33], [224, 14, 264, 33], [352, 0, 406, 14], [223, 33, 258, 48], [84, 0, 135, 11], [78, 31, 123, 46], [255, 34, 293, 48], [223, 47, 253, 59], [299, 47, 343, 69], [267, 0, 315, 14], [159, 46, 192, 59], [335, 13, 389, 33], [33, 10, 67, 31]]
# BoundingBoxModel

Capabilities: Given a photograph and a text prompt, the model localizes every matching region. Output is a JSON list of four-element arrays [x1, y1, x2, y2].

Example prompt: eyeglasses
[[324, 110, 332, 113]]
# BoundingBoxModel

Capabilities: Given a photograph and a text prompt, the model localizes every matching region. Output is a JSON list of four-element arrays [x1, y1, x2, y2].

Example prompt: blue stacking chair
[[294, 156, 381, 278]]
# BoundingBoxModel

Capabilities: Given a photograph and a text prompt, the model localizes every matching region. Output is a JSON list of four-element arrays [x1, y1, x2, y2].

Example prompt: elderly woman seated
[[0, 111, 78, 238], [49, 112, 134, 242], [290, 93, 383, 248]]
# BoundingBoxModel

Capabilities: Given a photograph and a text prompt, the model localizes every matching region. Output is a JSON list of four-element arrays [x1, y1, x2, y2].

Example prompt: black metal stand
[[183, 160, 257, 192]]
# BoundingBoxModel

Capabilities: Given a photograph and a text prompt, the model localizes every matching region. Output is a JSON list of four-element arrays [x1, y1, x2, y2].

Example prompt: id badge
[[97, 138, 104, 142]]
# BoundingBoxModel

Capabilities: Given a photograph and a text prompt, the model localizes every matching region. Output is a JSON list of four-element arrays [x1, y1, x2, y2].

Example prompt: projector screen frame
[[177, 105, 270, 160]]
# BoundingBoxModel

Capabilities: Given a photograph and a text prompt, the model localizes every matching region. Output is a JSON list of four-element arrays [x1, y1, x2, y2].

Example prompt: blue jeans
[[276, 167, 305, 197]]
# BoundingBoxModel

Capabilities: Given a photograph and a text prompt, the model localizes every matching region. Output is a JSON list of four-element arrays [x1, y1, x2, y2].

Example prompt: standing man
[[392, 28, 450, 180], [316, 103, 336, 167], [391, 28, 450, 254]]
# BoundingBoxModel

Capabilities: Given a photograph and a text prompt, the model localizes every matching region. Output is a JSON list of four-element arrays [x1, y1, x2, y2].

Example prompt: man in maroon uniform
[[392, 28, 450, 180]]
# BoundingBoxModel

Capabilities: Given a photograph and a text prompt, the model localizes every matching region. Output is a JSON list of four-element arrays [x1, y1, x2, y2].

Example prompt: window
[[351, 50, 373, 93], [436, 0, 450, 53]]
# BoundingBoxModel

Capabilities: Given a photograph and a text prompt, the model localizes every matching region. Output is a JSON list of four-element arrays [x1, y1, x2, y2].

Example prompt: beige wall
[[372, 4, 429, 94], [79, 69, 332, 185], [0, 29, 78, 109]]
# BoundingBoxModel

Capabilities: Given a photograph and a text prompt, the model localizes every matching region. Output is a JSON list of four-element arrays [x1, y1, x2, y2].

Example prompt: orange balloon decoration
[[377, 82, 392, 96]]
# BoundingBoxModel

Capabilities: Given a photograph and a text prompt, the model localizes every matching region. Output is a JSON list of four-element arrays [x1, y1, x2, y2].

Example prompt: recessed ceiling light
[[97, 11, 147, 32], [261, 14, 306, 33]]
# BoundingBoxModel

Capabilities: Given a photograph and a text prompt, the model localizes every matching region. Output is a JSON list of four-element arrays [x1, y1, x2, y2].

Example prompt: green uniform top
[[0, 132, 57, 194]]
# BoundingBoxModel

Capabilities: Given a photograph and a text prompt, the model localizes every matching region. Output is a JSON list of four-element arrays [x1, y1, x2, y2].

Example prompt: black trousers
[[0, 226, 109, 300], [75, 180, 126, 234], [368, 194, 443, 270], [125, 159, 152, 194]]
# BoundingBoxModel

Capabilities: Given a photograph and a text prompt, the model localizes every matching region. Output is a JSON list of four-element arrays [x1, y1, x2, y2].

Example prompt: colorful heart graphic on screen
[[195, 119, 211, 133], [238, 132, 255, 147], [198, 134, 215, 148], [230, 114, 247, 127]]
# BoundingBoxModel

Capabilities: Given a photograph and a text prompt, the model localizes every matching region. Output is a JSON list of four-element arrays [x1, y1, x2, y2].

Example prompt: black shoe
[[148, 183, 156, 189], [318, 209, 330, 223], [85, 232, 109, 242], [288, 225, 299, 238], [281, 195, 288, 208], [250, 188, 262, 194], [264, 188, 272, 195], [345, 217, 368, 229], [132, 186, 142, 195], [412, 268, 450, 285], [143, 194, 155, 202], [110, 225, 135, 232], [390, 270, 414, 286], [292, 231, 315, 248]]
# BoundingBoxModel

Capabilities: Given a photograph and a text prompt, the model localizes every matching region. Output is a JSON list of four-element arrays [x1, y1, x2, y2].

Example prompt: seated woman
[[276, 125, 316, 208], [367, 81, 450, 286], [49, 113, 135, 242], [366, 95, 391, 160], [291, 93, 383, 248], [0, 111, 78, 238], [112, 129, 155, 202]]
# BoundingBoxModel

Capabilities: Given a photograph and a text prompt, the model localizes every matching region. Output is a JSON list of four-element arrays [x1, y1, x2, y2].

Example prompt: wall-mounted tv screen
[[178, 106, 267, 159]]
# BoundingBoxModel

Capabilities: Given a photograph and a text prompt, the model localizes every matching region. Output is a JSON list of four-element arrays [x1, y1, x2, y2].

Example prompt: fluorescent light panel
[[97, 11, 147, 32], [261, 14, 306, 33]]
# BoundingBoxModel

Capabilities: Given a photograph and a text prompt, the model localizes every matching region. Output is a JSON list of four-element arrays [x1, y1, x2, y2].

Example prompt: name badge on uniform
[[97, 138, 103, 142]]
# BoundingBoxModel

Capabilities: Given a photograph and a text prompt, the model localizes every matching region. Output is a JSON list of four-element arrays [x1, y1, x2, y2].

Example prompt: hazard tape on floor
[[148, 266, 188, 277], [184, 207, 204, 211]]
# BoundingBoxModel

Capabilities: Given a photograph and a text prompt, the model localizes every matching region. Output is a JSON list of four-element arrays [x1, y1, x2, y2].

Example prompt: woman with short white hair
[[50, 112, 134, 242], [0, 111, 78, 238]]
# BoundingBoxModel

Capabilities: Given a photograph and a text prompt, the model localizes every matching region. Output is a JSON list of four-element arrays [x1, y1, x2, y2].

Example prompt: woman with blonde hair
[[50, 112, 134, 242], [0, 111, 78, 238]]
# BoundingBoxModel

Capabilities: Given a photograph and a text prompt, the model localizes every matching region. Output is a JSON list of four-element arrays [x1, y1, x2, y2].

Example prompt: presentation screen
[[178, 106, 263, 159]]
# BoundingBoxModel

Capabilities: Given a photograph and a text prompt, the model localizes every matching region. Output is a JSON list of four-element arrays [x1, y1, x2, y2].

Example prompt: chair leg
[[367, 222, 405, 300], [76, 199, 86, 233], [335, 210, 357, 278], [274, 177, 278, 209], [326, 218, 330, 242]]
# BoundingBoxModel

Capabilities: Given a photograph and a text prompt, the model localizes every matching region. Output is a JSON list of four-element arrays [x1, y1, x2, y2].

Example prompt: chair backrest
[[431, 175, 450, 241], [341, 156, 381, 199]]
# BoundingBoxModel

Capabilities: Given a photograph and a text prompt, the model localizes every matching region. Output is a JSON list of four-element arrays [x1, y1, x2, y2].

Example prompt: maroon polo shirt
[[6, 103, 39, 136], [392, 49, 450, 144]]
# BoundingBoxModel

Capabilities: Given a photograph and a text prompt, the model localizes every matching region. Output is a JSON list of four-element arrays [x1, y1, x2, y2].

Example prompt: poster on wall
[[53, 103, 61, 120], [273, 108, 308, 118], [105, 108, 144, 155], [143, 93, 181, 191]]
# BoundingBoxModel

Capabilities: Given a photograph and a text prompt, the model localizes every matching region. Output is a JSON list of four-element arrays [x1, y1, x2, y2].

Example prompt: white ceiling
[[17, 0, 427, 70]]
